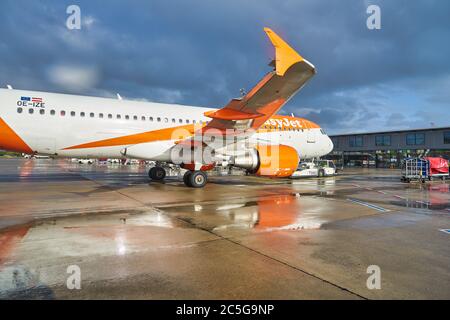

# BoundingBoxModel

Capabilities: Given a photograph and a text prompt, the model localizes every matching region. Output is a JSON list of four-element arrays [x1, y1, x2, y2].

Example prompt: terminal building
[[328, 127, 450, 168]]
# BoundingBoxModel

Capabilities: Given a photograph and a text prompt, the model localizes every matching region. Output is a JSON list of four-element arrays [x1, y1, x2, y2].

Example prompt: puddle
[[0, 265, 54, 299], [0, 226, 30, 265], [163, 194, 324, 232], [322, 211, 429, 230]]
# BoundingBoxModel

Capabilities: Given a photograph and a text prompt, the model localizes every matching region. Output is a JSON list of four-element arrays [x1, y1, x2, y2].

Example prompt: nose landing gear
[[183, 170, 207, 188]]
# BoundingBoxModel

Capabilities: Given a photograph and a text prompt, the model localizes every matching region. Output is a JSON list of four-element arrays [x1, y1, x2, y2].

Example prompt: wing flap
[[204, 107, 264, 120]]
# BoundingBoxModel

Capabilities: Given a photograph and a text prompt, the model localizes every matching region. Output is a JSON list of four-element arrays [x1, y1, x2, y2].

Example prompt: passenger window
[[90, 113, 95, 118], [150, 117, 154, 121], [157, 117, 161, 122], [28, 108, 34, 114], [108, 114, 112, 119], [71, 111, 76, 117], [17, 107, 23, 113], [193, 120, 196, 124], [172, 118, 176, 123], [99, 113, 104, 118], [80, 112, 85, 117], [50, 110, 55, 115], [40, 109, 45, 115], [141, 116, 146, 121], [186, 119, 190, 124], [164, 118, 168, 123], [125, 115, 130, 120], [61, 111, 66, 116], [179, 119, 183, 123], [133, 115, 138, 120], [117, 114, 121, 119]]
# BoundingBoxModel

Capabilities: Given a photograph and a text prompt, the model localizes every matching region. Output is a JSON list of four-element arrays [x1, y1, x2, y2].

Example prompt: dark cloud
[[0, 0, 449, 134]]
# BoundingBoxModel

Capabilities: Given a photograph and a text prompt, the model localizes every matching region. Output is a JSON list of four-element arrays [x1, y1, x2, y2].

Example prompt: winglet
[[264, 27, 303, 76]]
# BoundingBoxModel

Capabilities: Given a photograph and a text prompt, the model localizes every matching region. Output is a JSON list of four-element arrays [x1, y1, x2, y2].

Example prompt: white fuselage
[[0, 89, 333, 161]]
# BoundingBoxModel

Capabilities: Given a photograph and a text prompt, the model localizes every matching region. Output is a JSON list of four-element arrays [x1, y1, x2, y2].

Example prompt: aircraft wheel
[[183, 171, 193, 187], [149, 166, 166, 181], [187, 171, 207, 188]]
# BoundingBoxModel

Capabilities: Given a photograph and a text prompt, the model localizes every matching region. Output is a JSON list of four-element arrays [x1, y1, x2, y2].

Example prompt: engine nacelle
[[230, 145, 299, 177]]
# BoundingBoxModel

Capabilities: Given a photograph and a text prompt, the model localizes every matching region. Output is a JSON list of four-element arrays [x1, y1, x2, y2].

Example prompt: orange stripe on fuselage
[[63, 116, 320, 150], [0, 118, 33, 154], [64, 124, 197, 150]]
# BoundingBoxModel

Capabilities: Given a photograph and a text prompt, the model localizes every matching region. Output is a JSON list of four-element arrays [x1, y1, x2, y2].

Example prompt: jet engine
[[229, 145, 299, 177]]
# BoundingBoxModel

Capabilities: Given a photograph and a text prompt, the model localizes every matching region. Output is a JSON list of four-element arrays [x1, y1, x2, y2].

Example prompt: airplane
[[0, 28, 333, 188]]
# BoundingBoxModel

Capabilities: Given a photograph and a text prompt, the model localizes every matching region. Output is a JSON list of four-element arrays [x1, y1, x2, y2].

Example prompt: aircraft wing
[[201, 28, 316, 134]]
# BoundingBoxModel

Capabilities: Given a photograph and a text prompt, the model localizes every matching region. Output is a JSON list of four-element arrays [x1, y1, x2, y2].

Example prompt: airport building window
[[416, 133, 425, 145], [406, 133, 425, 145], [349, 136, 363, 147], [17, 107, 23, 113], [40, 109, 45, 115], [444, 131, 450, 144], [375, 135, 391, 146], [331, 138, 339, 148], [28, 108, 34, 114]]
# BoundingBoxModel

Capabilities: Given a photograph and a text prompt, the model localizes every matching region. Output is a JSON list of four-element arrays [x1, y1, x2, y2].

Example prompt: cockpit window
[[320, 129, 326, 135]]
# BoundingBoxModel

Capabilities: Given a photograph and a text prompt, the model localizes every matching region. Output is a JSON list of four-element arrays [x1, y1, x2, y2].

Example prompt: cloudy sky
[[0, 0, 449, 134]]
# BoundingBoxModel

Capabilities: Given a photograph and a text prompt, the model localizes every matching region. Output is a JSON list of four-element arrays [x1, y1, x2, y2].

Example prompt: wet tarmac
[[0, 158, 449, 299]]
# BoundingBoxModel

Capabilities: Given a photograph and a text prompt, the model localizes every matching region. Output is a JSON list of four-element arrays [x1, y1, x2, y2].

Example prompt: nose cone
[[326, 136, 334, 154]]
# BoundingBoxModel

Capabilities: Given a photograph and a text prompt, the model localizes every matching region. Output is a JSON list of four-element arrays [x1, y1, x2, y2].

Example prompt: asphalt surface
[[0, 158, 449, 299]]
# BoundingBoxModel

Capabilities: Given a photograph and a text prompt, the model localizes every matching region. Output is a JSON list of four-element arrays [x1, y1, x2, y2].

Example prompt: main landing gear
[[148, 165, 208, 188], [149, 166, 166, 181], [183, 170, 208, 188]]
